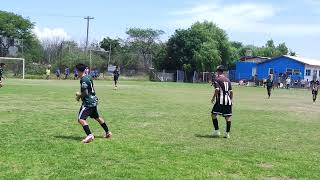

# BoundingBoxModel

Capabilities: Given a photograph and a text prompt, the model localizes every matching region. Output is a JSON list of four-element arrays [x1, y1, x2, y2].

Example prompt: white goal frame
[[0, 57, 25, 79]]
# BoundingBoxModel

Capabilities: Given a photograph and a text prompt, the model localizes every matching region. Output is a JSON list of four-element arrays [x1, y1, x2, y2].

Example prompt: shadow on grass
[[54, 135, 106, 141], [194, 134, 217, 138], [54, 135, 82, 141]]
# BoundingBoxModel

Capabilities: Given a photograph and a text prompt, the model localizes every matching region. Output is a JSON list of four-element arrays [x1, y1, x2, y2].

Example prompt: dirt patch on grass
[[258, 163, 273, 170], [264, 176, 296, 180]]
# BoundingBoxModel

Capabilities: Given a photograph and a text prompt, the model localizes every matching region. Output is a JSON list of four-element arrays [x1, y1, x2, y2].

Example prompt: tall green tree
[[164, 21, 231, 75], [126, 28, 164, 71], [0, 11, 35, 57]]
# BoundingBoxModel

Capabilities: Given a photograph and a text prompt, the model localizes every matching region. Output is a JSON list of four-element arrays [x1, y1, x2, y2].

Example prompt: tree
[[277, 43, 289, 55], [126, 28, 164, 71], [100, 37, 121, 53], [164, 21, 231, 76], [0, 11, 35, 57]]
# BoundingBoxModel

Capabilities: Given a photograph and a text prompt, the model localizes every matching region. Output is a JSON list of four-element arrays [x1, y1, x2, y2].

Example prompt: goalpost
[[0, 57, 25, 79]]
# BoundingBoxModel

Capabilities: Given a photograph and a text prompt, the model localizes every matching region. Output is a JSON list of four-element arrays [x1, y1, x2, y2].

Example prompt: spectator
[[286, 77, 291, 89], [46, 67, 51, 80], [64, 67, 70, 80], [55, 67, 61, 80], [74, 67, 78, 80]]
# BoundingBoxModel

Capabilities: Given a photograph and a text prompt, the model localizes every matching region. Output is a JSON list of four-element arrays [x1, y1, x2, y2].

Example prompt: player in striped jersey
[[211, 65, 233, 138]]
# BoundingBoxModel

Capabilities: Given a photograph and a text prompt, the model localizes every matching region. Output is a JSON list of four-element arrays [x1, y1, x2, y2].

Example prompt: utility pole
[[84, 16, 94, 53], [108, 44, 111, 65]]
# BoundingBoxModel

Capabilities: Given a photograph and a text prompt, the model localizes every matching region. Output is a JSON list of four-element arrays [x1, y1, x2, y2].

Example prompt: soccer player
[[46, 67, 51, 80], [75, 63, 112, 143], [113, 66, 120, 89], [211, 65, 233, 138], [266, 75, 273, 99], [0, 63, 5, 88], [312, 80, 319, 103]]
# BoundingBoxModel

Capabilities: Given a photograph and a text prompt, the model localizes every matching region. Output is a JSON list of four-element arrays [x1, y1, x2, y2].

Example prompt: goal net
[[0, 57, 25, 79]]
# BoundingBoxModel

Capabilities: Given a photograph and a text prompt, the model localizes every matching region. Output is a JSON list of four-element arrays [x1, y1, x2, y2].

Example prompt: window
[[269, 68, 274, 74], [286, 68, 293, 75], [306, 69, 311, 76], [313, 70, 318, 77], [293, 69, 301, 75]]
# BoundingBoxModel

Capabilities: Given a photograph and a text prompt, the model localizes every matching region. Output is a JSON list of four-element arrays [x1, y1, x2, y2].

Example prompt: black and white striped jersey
[[213, 75, 233, 106]]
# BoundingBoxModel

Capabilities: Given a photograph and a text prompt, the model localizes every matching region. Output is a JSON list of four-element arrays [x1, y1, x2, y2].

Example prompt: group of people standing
[[54, 66, 74, 80], [45, 65, 120, 89]]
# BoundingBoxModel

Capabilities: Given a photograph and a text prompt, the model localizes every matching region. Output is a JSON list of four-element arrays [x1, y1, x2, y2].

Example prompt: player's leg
[[224, 116, 232, 138], [78, 106, 94, 143], [92, 107, 112, 138], [211, 104, 220, 137], [267, 87, 271, 98], [223, 105, 232, 138], [114, 78, 118, 87]]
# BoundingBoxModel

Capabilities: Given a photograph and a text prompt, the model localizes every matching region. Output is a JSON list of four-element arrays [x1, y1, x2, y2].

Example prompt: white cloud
[[33, 27, 71, 41], [171, 2, 320, 36]]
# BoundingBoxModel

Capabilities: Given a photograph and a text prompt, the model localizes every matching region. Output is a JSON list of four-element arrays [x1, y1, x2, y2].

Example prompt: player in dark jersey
[[113, 66, 120, 89], [312, 80, 319, 104], [0, 63, 5, 88], [266, 75, 273, 99], [211, 65, 233, 138], [75, 63, 112, 143]]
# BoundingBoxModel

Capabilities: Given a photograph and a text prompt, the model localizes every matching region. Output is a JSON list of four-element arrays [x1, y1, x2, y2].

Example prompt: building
[[235, 55, 320, 81]]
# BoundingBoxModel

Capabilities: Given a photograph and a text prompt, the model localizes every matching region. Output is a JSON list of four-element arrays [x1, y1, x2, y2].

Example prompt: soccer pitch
[[1, 79, 319, 179]]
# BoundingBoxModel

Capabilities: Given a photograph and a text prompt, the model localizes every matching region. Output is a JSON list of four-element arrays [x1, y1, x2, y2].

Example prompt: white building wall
[[304, 65, 320, 81]]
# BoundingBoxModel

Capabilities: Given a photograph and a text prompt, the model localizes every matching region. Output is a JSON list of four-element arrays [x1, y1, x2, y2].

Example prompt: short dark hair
[[216, 65, 225, 72], [75, 63, 87, 72], [0, 63, 5, 67]]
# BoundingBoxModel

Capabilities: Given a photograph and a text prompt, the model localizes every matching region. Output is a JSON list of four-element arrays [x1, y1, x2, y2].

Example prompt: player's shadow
[[194, 134, 217, 138], [54, 135, 82, 141], [54, 135, 105, 141]]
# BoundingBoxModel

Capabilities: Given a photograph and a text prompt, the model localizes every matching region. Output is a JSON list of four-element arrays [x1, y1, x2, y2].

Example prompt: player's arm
[[229, 82, 233, 100], [211, 80, 219, 103], [211, 89, 219, 104], [76, 89, 88, 101]]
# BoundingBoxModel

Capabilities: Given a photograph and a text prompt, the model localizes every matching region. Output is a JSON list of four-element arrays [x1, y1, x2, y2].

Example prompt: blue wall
[[235, 62, 256, 81], [257, 57, 305, 80]]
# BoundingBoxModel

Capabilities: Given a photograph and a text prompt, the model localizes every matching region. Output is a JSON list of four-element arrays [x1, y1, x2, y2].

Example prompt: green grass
[[0, 79, 319, 179]]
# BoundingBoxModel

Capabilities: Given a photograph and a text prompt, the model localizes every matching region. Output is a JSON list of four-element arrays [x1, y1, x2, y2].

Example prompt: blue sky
[[2, 0, 320, 59]]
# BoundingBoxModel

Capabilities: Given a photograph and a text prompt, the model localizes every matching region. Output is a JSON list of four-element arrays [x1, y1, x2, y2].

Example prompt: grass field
[[0, 79, 319, 179]]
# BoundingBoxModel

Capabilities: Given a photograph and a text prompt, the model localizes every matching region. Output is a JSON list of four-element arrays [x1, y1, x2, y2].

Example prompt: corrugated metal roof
[[284, 55, 320, 66]]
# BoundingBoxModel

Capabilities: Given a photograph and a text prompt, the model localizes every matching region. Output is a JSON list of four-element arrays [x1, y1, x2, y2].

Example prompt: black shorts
[[78, 106, 100, 120], [114, 76, 119, 81], [312, 90, 318, 95], [211, 103, 232, 117], [56, 75, 60, 77]]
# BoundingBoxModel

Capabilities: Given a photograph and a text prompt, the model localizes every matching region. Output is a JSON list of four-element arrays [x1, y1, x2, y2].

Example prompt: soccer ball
[[76, 92, 81, 96], [114, 87, 118, 90]]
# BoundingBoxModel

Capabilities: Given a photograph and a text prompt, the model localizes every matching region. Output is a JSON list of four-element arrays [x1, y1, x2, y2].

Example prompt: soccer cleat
[[224, 132, 230, 139], [213, 130, 221, 137], [104, 132, 112, 139], [82, 134, 94, 143]]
